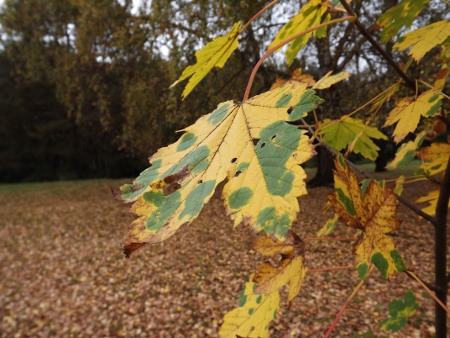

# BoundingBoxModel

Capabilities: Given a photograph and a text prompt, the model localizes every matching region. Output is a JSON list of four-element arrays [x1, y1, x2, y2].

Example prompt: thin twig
[[407, 270, 450, 314], [301, 119, 438, 226], [307, 266, 355, 274], [243, 16, 356, 101], [304, 237, 357, 242], [404, 270, 442, 293], [324, 266, 374, 338], [240, 0, 281, 33]]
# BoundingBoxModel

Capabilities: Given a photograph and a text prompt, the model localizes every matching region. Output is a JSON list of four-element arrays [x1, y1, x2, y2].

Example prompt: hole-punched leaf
[[320, 116, 387, 161], [387, 131, 427, 169], [394, 20, 450, 62], [252, 233, 307, 305], [268, 0, 329, 66], [170, 22, 241, 99], [120, 84, 323, 256], [219, 276, 280, 338], [379, 290, 419, 333], [383, 89, 443, 143], [329, 154, 406, 280], [376, 0, 429, 44]]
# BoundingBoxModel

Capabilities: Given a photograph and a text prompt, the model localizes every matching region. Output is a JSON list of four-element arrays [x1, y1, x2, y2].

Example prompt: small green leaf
[[379, 290, 419, 333]]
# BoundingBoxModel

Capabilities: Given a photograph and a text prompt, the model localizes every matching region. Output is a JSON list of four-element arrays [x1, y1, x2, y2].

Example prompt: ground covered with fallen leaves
[[1, 166, 449, 337]]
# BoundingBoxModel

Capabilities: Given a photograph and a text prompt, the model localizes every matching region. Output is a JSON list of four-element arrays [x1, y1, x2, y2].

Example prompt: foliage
[[116, 0, 450, 336], [379, 290, 420, 333]]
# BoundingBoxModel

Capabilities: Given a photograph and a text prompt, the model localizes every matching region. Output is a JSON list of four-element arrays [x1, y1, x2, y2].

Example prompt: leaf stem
[[304, 237, 357, 242], [301, 119, 438, 226], [324, 266, 374, 338], [418, 79, 450, 100], [307, 265, 355, 274], [243, 16, 356, 101], [406, 270, 450, 314], [240, 0, 281, 33]]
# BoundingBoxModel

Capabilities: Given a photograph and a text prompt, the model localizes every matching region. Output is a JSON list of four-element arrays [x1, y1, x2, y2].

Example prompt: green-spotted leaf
[[329, 154, 406, 279], [120, 84, 322, 256], [316, 214, 339, 238], [376, 0, 429, 43], [394, 20, 450, 62], [415, 189, 450, 216], [383, 89, 442, 143], [387, 131, 427, 169], [418, 142, 450, 176], [379, 290, 419, 333], [268, 0, 329, 66], [170, 22, 241, 98], [320, 116, 387, 161], [394, 175, 405, 196], [219, 276, 280, 338]]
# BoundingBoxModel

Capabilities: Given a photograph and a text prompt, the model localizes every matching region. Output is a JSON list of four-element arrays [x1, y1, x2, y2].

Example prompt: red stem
[[307, 266, 355, 274], [240, 0, 281, 33], [242, 16, 355, 101]]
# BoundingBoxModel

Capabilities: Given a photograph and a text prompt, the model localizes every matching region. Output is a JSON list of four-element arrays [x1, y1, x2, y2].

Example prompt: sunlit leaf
[[219, 276, 280, 338], [376, 0, 429, 43], [418, 142, 450, 176], [383, 89, 442, 143], [120, 84, 323, 256], [320, 116, 387, 161], [170, 22, 241, 98], [329, 154, 406, 280], [387, 131, 427, 169], [394, 20, 450, 62], [379, 290, 419, 333], [253, 233, 307, 304], [312, 71, 350, 89], [269, 0, 329, 66]]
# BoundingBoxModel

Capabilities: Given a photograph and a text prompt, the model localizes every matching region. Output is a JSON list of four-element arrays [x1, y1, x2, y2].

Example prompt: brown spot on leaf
[[122, 242, 147, 258]]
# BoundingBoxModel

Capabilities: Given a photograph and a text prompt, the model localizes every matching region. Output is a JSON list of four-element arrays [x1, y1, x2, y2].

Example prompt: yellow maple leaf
[[170, 22, 241, 98], [268, 0, 329, 66], [270, 68, 316, 90], [383, 89, 442, 143], [120, 84, 323, 256], [252, 233, 307, 304], [416, 189, 440, 216], [394, 20, 450, 62], [329, 154, 406, 279], [418, 142, 450, 176], [219, 276, 280, 338], [387, 131, 427, 169], [312, 71, 350, 89]]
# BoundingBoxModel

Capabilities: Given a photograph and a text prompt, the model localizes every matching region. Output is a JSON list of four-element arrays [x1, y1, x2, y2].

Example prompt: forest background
[[2, 0, 448, 184]]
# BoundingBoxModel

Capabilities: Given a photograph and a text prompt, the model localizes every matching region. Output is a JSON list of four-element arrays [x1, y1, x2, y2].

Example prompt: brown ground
[[0, 172, 448, 337]]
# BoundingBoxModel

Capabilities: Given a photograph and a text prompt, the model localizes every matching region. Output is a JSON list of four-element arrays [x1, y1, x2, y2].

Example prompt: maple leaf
[[268, 0, 329, 66], [376, 0, 429, 44], [270, 68, 316, 90], [312, 71, 350, 90], [120, 84, 323, 256], [394, 20, 450, 62], [394, 175, 405, 196], [170, 22, 241, 99], [387, 131, 427, 169], [252, 233, 307, 305], [320, 116, 387, 161], [329, 154, 406, 280], [219, 276, 279, 338], [418, 142, 450, 176], [383, 89, 442, 143], [379, 290, 419, 333], [415, 188, 450, 216], [316, 214, 339, 238]]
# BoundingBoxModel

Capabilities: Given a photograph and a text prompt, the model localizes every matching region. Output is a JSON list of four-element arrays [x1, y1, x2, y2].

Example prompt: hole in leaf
[[253, 139, 259, 146], [287, 106, 294, 114], [261, 143, 266, 148], [198, 180, 203, 184], [234, 171, 242, 177], [231, 157, 237, 163], [271, 135, 277, 140]]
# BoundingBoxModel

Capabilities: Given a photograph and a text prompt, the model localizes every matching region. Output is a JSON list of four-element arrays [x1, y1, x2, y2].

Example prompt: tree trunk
[[307, 145, 335, 188]]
